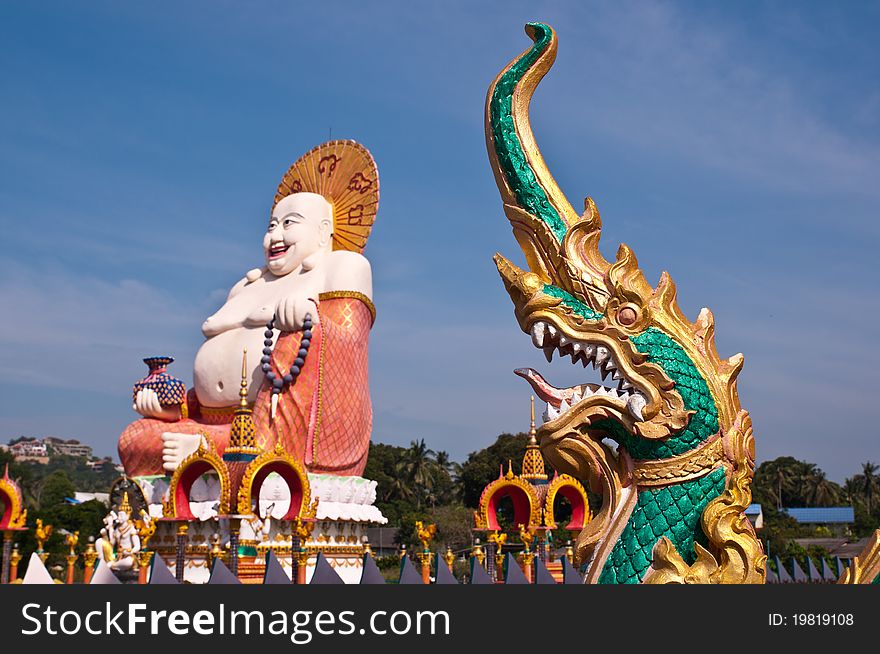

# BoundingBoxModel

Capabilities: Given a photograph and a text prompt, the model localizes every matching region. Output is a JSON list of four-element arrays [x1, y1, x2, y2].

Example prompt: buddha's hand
[[274, 295, 320, 332], [133, 388, 182, 421], [160, 432, 205, 472]]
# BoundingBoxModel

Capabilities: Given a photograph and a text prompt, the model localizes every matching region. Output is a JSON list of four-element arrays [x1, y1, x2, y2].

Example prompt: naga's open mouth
[[268, 242, 291, 259], [516, 319, 648, 427]]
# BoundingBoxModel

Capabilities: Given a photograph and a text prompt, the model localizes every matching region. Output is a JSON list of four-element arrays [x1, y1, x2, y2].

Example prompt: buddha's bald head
[[264, 193, 333, 276]]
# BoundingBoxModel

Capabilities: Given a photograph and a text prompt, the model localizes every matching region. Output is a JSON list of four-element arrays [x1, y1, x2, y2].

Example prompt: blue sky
[[0, 1, 877, 482]]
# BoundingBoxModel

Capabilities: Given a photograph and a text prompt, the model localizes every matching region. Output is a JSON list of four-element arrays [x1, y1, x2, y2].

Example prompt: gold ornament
[[119, 492, 132, 516], [226, 350, 260, 455], [10, 544, 22, 569], [35, 519, 52, 552], [275, 140, 379, 254], [518, 524, 534, 550], [521, 396, 548, 481], [443, 546, 456, 571], [415, 521, 437, 551], [471, 541, 486, 566], [65, 531, 79, 556], [838, 529, 880, 584], [134, 510, 157, 549]]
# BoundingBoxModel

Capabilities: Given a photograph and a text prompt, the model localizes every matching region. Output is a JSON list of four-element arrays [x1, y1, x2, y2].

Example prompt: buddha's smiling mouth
[[268, 242, 291, 260]]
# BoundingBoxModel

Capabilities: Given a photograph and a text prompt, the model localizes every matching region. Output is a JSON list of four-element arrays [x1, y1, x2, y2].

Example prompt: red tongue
[[514, 368, 565, 406]]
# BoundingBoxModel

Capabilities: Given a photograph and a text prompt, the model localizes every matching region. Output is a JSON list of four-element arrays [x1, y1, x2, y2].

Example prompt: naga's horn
[[486, 23, 591, 294], [486, 23, 613, 310]]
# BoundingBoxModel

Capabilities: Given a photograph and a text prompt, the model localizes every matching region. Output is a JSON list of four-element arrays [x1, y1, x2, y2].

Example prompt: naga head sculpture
[[487, 23, 758, 580]]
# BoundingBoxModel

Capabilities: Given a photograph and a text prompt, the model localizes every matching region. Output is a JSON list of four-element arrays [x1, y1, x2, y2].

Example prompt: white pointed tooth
[[584, 344, 596, 358], [542, 407, 550, 422], [546, 403, 558, 420], [627, 393, 647, 421], [582, 386, 595, 397], [571, 388, 582, 402], [559, 398, 570, 412], [547, 324, 558, 340], [612, 369, 624, 381], [595, 346, 609, 366], [543, 346, 554, 363], [608, 387, 619, 398], [572, 342, 582, 353], [531, 322, 547, 348], [620, 379, 633, 391], [558, 334, 570, 346]]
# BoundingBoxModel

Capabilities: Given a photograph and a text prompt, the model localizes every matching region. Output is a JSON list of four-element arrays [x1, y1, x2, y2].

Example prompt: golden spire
[[521, 395, 548, 482], [224, 349, 260, 458], [119, 491, 132, 515], [239, 347, 249, 408], [529, 394, 537, 439]]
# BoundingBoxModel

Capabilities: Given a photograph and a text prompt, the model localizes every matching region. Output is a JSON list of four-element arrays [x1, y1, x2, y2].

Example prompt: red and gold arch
[[543, 474, 591, 531], [235, 442, 313, 519], [0, 465, 26, 531], [474, 466, 542, 531], [163, 438, 231, 519]]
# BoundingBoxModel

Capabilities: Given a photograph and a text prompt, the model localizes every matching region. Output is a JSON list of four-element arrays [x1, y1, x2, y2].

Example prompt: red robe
[[118, 294, 373, 477]]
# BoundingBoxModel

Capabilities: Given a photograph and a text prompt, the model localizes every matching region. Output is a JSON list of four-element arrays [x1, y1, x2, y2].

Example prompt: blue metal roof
[[783, 507, 854, 523], [744, 503, 762, 515]]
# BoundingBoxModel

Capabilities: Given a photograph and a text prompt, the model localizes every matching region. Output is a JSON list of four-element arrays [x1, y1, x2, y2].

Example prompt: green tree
[[459, 432, 532, 507], [40, 470, 76, 510]]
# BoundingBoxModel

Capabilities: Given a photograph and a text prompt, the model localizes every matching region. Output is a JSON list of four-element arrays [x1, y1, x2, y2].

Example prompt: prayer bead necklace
[[261, 313, 312, 420]]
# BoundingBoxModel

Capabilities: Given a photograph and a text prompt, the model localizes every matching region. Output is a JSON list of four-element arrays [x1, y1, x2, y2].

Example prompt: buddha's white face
[[264, 193, 333, 276]]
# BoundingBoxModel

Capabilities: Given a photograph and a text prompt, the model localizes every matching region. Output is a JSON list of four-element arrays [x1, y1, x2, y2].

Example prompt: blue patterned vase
[[132, 356, 186, 406]]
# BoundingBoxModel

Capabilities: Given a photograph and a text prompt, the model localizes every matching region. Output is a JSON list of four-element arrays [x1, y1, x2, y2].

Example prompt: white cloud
[[0, 258, 205, 393]]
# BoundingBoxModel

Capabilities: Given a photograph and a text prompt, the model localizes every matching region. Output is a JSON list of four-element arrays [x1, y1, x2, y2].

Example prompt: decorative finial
[[240, 348, 249, 408], [529, 394, 537, 442], [119, 491, 132, 515], [224, 349, 260, 461], [522, 395, 548, 482]]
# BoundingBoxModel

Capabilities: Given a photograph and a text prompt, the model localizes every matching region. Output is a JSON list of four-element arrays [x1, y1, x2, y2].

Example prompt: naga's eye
[[617, 305, 639, 326]]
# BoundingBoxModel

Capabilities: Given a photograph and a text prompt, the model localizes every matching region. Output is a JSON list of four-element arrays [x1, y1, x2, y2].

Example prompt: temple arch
[[164, 440, 230, 519], [0, 466, 25, 530], [475, 469, 541, 531], [236, 443, 312, 520], [544, 474, 591, 531]]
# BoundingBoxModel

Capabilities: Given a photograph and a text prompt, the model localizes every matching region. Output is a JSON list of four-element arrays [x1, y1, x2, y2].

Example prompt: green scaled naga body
[[485, 23, 766, 584]]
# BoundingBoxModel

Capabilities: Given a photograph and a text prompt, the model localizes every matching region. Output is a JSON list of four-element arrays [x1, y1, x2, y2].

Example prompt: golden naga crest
[[485, 23, 767, 583]]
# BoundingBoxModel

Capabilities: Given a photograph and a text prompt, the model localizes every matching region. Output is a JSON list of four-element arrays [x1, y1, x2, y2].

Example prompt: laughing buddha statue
[[118, 141, 378, 478]]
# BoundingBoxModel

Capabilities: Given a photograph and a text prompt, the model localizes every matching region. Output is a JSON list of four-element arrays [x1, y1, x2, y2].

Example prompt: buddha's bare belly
[[193, 326, 268, 407]]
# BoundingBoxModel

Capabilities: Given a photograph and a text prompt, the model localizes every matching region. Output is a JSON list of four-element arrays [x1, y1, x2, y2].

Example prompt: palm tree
[[435, 451, 451, 472], [773, 465, 793, 509], [861, 462, 878, 513], [393, 439, 437, 509], [807, 477, 842, 507]]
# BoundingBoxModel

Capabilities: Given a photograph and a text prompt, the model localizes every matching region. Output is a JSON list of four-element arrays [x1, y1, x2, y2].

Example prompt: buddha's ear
[[318, 217, 333, 248]]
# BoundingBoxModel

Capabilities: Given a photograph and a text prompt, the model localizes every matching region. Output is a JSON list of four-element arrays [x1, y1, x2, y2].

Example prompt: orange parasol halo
[[274, 140, 379, 254]]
